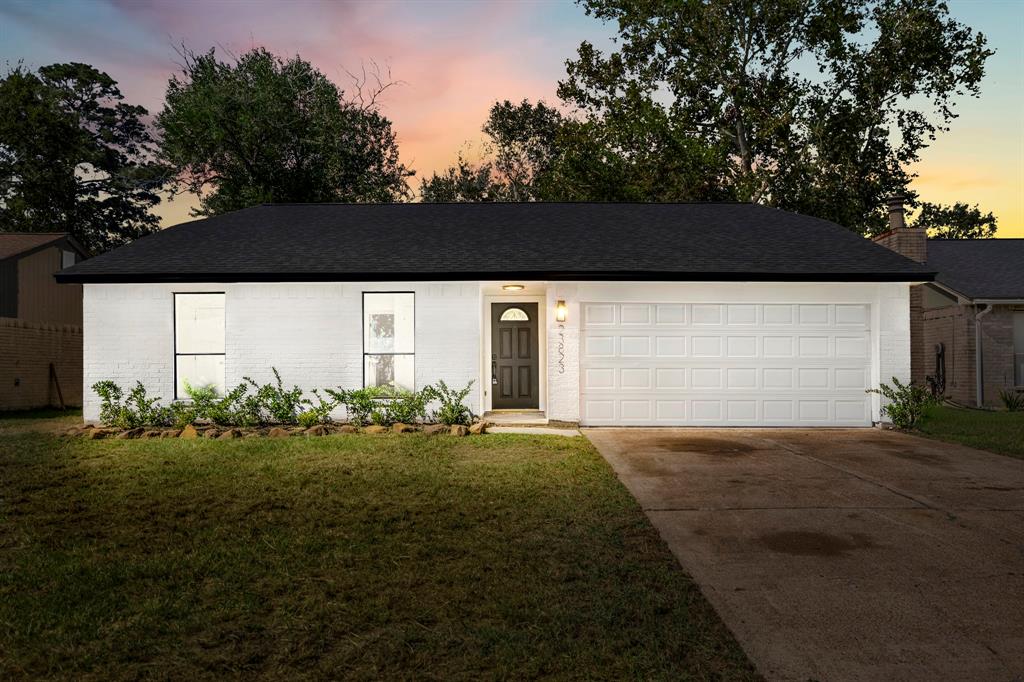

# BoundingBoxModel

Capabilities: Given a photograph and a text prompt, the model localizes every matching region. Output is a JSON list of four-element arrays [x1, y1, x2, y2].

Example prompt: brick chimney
[[873, 195, 927, 263]]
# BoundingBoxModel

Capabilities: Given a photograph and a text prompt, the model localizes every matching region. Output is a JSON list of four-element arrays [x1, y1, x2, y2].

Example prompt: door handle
[[492, 359, 498, 384]]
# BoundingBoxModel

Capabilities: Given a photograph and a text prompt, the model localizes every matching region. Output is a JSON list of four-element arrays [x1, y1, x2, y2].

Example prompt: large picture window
[[174, 293, 226, 399], [363, 292, 414, 390]]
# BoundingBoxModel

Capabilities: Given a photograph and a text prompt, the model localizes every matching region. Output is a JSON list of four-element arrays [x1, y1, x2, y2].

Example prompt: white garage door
[[580, 303, 872, 426]]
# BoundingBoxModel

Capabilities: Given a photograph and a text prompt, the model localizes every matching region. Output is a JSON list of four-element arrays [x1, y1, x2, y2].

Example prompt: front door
[[491, 302, 539, 409]]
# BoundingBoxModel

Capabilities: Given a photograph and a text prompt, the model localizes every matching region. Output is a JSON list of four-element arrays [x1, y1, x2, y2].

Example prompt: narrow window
[[363, 292, 414, 390], [1014, 311, 1024, 387], [174, 293, 226, 399]]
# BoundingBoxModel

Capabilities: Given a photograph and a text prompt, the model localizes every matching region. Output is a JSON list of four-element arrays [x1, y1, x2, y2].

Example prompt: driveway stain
[[886, 448, 953, 468], [652, 437, 756, 455], [756, 531, 877, 557]]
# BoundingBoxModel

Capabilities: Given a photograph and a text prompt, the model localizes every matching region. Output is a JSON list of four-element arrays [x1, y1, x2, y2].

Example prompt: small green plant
[[169, 401, 199, 428], [298, 389, 338, 427], [92, 380, 171, 428], [244, 368, 305, 425], [378, 387, 432, 425], [429, 380, 474, 426], [93, 380, 125, 426], [867, 377, 933, 429], [326, 385, 432, 425], [999, 388, 1024, 412], [326, 386, 382, 426]]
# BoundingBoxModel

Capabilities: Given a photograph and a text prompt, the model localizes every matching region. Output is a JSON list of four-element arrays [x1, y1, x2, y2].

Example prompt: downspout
[[975, 304, 992, 407]]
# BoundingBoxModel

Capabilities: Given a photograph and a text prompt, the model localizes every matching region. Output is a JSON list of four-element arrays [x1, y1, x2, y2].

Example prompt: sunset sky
[[2, 0, 1022, 236]]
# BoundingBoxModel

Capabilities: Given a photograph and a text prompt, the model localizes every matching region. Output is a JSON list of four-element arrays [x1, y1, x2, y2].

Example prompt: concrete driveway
[[584, 428, 1024, 682]]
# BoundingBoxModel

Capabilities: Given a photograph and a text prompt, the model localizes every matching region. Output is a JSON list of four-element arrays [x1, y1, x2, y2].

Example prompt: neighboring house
[[56, 203, 932, 426], [874, 206, 1024, 406], [1, 233, 89, 410]]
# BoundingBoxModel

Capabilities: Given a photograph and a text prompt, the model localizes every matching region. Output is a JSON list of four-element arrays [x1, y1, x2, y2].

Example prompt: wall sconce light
[[555, 299, 568, 322], [502, 284, 525, 291]]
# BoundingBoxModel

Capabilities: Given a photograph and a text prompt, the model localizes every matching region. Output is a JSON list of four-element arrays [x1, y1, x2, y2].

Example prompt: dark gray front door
[[491, 302, 539, 409]]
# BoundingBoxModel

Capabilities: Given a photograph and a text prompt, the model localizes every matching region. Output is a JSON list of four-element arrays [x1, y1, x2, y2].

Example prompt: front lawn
[[917, 404, 1024, 459], [0, 427, 756, 680]]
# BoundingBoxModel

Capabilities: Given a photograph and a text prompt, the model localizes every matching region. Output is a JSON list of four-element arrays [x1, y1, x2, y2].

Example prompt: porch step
[[483, 410, 548, 426], [488, 426, 580, 437]]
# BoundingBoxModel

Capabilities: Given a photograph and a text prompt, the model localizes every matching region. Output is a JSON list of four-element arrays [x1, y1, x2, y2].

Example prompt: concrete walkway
[[584, 428, 1024, 682]]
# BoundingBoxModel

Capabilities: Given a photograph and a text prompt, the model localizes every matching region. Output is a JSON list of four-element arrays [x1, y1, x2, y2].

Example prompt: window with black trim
[[174, 293, 226, 398], [363, 292, 414, 390]]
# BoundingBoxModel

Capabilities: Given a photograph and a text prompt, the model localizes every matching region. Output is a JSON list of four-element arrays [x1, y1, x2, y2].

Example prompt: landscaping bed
[[64, 420, 486, 440], [0, 427, 757, 679]]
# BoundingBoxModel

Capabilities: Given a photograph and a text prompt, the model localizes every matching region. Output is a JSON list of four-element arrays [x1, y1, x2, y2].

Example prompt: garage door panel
[[580, 302, 872, 427], [620, 304, 651, 325], [656, 304, 686, 324], [620, 336, 651, 356], [655, 336, 687, 357], [726, 336, 758, 357]]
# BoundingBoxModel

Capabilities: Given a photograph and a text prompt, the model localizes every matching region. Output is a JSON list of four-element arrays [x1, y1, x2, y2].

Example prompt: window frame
[[173, 292, 226, 400], [362, 291, 416, 390]]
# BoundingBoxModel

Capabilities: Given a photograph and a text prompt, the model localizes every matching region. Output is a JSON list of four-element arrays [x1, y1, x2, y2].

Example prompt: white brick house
[[58, 203, 932, 426]]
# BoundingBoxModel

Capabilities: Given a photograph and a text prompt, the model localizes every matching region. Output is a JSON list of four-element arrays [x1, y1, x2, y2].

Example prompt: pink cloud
[[103, 0, 564, 184]]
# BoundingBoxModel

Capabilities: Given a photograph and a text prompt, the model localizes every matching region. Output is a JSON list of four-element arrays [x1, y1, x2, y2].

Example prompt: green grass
[[917, 404, 1024, 459], [0, 426, 756, 680]]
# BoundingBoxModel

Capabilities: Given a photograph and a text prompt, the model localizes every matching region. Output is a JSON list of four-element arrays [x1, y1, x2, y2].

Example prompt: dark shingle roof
[[55, 202, 933, 283], [927, 239, 1024, 300], [0, 233, 67, 261]]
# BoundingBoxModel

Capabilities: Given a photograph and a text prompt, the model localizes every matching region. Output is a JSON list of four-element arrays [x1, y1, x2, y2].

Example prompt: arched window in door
[[499, 307, 530, 322]]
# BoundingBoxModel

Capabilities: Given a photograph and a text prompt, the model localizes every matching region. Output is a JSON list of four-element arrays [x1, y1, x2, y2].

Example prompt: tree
[[0, 62, 167, 253], [421, 100, 563, 202], [912, 201, 997, 238], [420, 156, 503, 202], [559, 0, 993, 233], [158, 48, 412, 216], [425, 98, 727, 203], [483, 99, 563, 201]]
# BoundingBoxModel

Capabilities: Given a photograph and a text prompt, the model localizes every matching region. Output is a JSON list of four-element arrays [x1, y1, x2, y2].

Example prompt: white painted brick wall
[[84, 280, 912, 426], [83, 282, 480, 421], [875, 282, 912, 421], [545, 284, 580, 422]]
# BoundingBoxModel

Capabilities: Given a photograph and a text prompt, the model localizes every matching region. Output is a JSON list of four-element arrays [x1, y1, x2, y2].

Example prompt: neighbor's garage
[[579, 302, 873, 426]]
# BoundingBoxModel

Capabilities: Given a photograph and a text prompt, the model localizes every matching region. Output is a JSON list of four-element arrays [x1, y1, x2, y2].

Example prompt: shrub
[[429, 380, 474, 426], [298, 389, 338, 427], [866, 377, 933, 429], [325, 385, 433, 426], [92, 380, 171, 428], [91, 372, 474, 430], [325, 387, 375, 426], [1000, 388, 1024, 412], [92, 380, 124, 426], [244, 368, 305, 425], [169, 401, 200, 428], [377, 387, 432, 425], [176, 382, 258, 426]]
